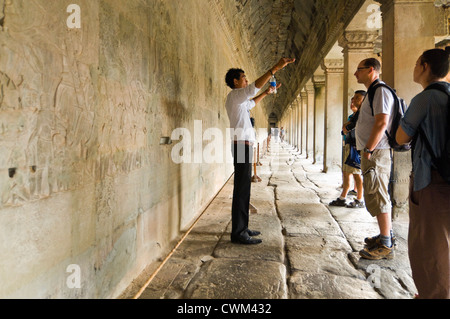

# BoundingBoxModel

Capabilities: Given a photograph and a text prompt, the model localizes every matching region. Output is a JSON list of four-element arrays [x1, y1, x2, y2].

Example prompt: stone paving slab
[[128, 141, 417, 300], [184, 258, 287, 299], [289, 272, 382, 299]]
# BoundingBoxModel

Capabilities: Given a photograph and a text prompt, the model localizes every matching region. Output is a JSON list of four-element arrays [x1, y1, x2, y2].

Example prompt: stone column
[[291, 104, 296, 147], [339, 30, 379, 118], [296, 95, 302, 152], [305, 80, 315, 159], [339, 0, 382, 118], [312, 69, 325, 164], [300, 89, 307, 155], [377, 0, 435, 217], [321, 58, 344, 173], [285, 107, 290, 144], [289, 104, 295, 147]]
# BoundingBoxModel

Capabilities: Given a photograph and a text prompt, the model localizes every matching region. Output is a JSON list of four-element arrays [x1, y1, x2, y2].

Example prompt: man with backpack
[[396, 47, 450, 299], [354, 58, 396, 260]]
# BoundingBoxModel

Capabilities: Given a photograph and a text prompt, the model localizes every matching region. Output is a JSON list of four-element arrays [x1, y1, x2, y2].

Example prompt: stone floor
[[121, 140, 417, 300]]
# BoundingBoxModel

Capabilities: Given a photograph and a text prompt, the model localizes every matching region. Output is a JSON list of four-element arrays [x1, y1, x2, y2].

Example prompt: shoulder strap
[[424, 82, 450, 96], [367, 80, 398, 116], [367, 80, 400, 144], [417, 83, 450, 162]]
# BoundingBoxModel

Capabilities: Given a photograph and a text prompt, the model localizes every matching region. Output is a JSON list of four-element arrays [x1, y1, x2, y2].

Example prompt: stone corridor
[[1, 0, 446, 299], [121, 140, 416, 299]]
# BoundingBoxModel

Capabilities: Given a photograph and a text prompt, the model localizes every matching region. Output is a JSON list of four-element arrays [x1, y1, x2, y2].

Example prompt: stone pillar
[[312, 69, 325, 164], [339, 0, 382, 118], [285, 107, 290, 144], [339, 30, 379, 118], [296, 95, 302, 152], [377, 0, 435, 217], [291, 104, 296, 146], [289, 104, 295, 147], [305, 80, 315, 159], [300, 89, 307, 155], [321, 58, 344, 173], [377, 0, 435, 102], [291, 99, 295, 149]]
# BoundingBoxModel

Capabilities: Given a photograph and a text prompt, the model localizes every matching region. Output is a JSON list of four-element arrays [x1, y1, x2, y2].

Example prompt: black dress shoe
[[231, 233, 262, 245], [246, 229, 261, 237]]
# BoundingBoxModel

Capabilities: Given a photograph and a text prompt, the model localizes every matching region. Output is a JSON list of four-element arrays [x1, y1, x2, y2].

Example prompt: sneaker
[[348, 190, 358, 196], [329, 198, 346, 206], [364, 233, 397, 250], [359, 242, 394, 260], [346, 199, 365, 208]]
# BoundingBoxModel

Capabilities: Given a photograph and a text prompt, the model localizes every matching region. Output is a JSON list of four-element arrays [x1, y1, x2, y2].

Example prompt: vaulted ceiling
[[224, 0, 367, 118]]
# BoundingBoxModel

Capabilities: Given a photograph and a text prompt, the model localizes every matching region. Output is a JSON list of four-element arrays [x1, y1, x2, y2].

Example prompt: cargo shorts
[[361, 149, 392, 217]]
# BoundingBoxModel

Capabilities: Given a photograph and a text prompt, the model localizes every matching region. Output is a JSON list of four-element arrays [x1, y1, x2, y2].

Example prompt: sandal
[[346, 199, 365, 208], [329, 198, 346, 206]]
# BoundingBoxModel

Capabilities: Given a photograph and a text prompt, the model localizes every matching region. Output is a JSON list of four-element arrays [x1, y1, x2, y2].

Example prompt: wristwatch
[[363, 147, 374, 154]]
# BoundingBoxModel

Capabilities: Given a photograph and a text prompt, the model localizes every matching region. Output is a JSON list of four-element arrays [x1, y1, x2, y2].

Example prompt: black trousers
[[231, 143, 252, 239]]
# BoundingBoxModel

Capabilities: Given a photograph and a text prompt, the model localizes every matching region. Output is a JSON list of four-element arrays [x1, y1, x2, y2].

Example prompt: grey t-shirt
[[400, 81, 450, 191], [356, 81, 395, 151]]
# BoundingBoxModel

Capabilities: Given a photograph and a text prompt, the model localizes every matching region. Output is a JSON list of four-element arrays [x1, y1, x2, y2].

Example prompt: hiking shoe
[[359, 243, 394, 260], [346, 199, 365, 208], [364, 234, 397, 250], [348, 190, 358, 196], [329, 198, 346, 206]]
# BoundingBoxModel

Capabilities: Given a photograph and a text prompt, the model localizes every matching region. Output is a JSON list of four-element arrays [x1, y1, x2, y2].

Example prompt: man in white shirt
[[225, 58, 295, 245], [354, 58, 395, 260]]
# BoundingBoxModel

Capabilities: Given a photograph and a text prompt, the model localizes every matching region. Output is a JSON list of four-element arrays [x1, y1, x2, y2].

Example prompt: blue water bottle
[[270, 75, 277, 94]]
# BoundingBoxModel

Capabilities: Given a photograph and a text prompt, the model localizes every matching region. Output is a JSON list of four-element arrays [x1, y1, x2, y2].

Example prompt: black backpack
[[367, 80, 411, 152], [416, 82, 450, 184]]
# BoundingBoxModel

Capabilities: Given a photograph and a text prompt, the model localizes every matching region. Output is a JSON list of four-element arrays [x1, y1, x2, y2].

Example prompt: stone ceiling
[[227, 0, 367, 119]]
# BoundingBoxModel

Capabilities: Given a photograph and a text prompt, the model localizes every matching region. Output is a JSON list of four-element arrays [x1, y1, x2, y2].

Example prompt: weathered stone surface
[[129, 140, 417, 300], [138, 257, 201, 299], [289, 272, 381, 299], [184, 259, 287, 299], [286, 235, 362, 279], [2, 0, 421, 299]]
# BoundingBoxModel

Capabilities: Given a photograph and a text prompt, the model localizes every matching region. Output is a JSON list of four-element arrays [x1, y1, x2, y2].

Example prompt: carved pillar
[[321, 58, 344, 173], [305, 81, 315, 159], [289, 103, 295, 147], [339, 30, 379, 119], [377, 0, 435, 217], [297, 96, 303, 152], [294, 96, 300, 150], [300, 90, 307, 155], [312, 69, 325, 164], [287, 106, 292, 145]]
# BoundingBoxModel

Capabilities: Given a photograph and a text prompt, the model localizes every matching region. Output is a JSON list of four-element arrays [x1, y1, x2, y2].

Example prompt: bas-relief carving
[[0, 14, 150, 209]]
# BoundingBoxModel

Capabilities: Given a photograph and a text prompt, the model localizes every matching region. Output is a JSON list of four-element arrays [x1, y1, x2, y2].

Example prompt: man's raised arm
[[254, 58, 295, 89]]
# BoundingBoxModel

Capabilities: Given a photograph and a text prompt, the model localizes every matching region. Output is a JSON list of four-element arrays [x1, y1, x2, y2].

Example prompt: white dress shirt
[[225, 82, 260, 143]]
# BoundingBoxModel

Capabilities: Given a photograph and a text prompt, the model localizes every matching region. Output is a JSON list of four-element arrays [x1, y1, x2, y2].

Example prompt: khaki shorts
[[343, 143, 361, 175], [361, 149, 392, 217]]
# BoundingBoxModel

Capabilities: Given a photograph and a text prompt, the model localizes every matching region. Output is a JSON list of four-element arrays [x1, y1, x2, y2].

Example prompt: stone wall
[[0, 0, 269, 298]]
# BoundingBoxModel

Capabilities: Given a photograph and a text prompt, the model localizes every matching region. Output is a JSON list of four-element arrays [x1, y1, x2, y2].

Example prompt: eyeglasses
[[356, 67, 371, 71]]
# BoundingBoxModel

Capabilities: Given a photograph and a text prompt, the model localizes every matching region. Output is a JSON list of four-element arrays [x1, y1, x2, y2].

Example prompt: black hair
[[354, 90, 367, 96], [225, 68, 244, 89], [362, 58, 381, 73], [420, 47, 450, 79]]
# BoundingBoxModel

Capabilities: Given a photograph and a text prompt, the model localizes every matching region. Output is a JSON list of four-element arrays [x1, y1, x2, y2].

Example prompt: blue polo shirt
[[400, 81, 450, 191]]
